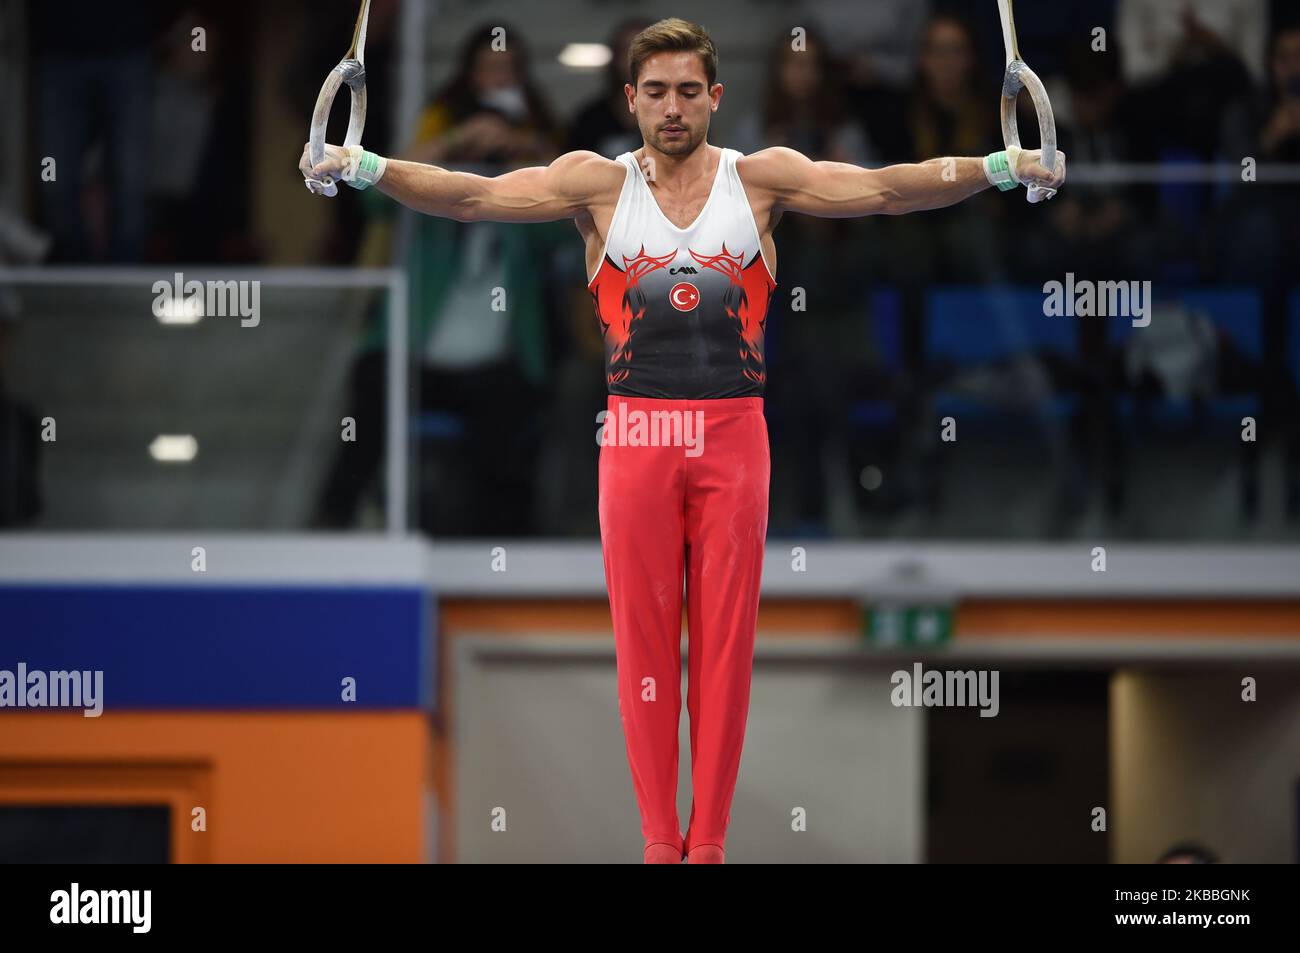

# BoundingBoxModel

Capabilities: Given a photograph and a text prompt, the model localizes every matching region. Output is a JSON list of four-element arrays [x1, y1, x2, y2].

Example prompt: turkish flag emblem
[[668, 281, 700, 312]]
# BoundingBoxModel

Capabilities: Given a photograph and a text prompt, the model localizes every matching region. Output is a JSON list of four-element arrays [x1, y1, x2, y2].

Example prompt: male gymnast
[[300, 16, 1066, 864]]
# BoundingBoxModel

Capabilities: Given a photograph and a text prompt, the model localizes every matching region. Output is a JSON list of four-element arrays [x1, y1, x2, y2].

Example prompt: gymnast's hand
[[300, 141, 350, 197], [1013, 147, 1067, 197]]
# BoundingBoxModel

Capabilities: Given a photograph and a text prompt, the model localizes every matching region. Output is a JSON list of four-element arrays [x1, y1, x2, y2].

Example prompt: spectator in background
[[1118, 0, 1268, 87], [885, 0, 1119, 90], [1157, 841, 1220, 863], [1043, 41, 1142, 278], [1119, 0, 1266, 160], [1214, 22, 1300, 286], [313, 24, 566, 535], [730, 27, 877, 163], [800, 0, 930, 90], [1216, 21, 1300, 519], [905, 13, 1000, 163], [1108, 1, 1265, 282], [31, 1, 161, 262], [877, 13, 1002, 283], [1222, 22, 1300, 163], [407, 24, 560, 167], [567, 17, 654, 158], [1254, 22, 1300, 161], [148, 8, 259, 261], [732, 27, 881, 534]]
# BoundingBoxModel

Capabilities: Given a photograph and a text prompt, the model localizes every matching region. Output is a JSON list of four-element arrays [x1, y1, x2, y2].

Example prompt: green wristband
[[344, 148, 386, 191], [984, 151, 1020, 192]]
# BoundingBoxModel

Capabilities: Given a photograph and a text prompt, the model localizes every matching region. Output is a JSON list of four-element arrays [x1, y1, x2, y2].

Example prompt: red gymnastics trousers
[[598, 395, 769, 856]]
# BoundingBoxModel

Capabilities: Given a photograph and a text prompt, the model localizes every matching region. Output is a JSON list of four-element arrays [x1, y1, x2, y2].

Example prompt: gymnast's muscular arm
[[300, 144, 625, 222], [737, 146, 1066, 218]]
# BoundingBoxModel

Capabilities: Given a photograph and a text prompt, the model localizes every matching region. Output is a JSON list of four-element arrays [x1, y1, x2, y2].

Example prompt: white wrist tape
[[341, 144, 387, 190], [1005, 144, 1023, 185]]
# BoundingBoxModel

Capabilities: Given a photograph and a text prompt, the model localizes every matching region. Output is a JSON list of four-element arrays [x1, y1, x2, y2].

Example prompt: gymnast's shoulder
[[734, 146, 817, 196]]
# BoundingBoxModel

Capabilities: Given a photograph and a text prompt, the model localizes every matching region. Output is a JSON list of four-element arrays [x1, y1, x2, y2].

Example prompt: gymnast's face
[[628, 52, 721, 157]]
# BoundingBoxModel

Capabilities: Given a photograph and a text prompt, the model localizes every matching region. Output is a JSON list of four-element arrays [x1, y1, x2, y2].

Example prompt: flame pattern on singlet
[[587, 148, 777, 399]]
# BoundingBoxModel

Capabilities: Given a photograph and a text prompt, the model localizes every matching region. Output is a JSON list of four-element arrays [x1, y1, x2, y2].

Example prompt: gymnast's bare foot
[[686, 845, 724, 864], [644, 843, 682, 864]]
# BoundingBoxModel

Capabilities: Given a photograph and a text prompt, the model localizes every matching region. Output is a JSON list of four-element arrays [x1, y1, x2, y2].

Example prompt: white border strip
[[3, 537, 1300, 598], [0, 534, 434, 586], [452, 634, 1300, 662]]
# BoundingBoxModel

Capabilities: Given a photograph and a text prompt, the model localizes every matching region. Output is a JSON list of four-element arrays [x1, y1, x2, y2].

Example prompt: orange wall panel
[[0, 711, 431, 863]]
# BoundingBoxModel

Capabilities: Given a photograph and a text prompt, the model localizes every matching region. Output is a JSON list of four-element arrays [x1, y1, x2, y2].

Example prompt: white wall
[[454, 636, 924, 863]]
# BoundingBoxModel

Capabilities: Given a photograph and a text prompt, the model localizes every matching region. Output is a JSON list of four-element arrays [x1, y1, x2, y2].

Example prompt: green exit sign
[[864, 604, 953, 647]]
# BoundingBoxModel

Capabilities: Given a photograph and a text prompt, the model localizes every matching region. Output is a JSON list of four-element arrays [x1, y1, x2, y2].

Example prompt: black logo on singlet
[[669, 266, 698, 275]]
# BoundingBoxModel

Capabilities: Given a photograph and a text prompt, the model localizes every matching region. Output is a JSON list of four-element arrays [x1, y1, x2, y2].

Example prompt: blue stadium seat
[[412, 411, 467, 441], [925, 286, 1079, 422], [849, 286, 904, 429]]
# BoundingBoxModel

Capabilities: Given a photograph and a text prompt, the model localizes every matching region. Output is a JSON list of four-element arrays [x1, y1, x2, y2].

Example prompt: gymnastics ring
[[997, 0, 1058, 204], [306, 0, 371, 196]]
